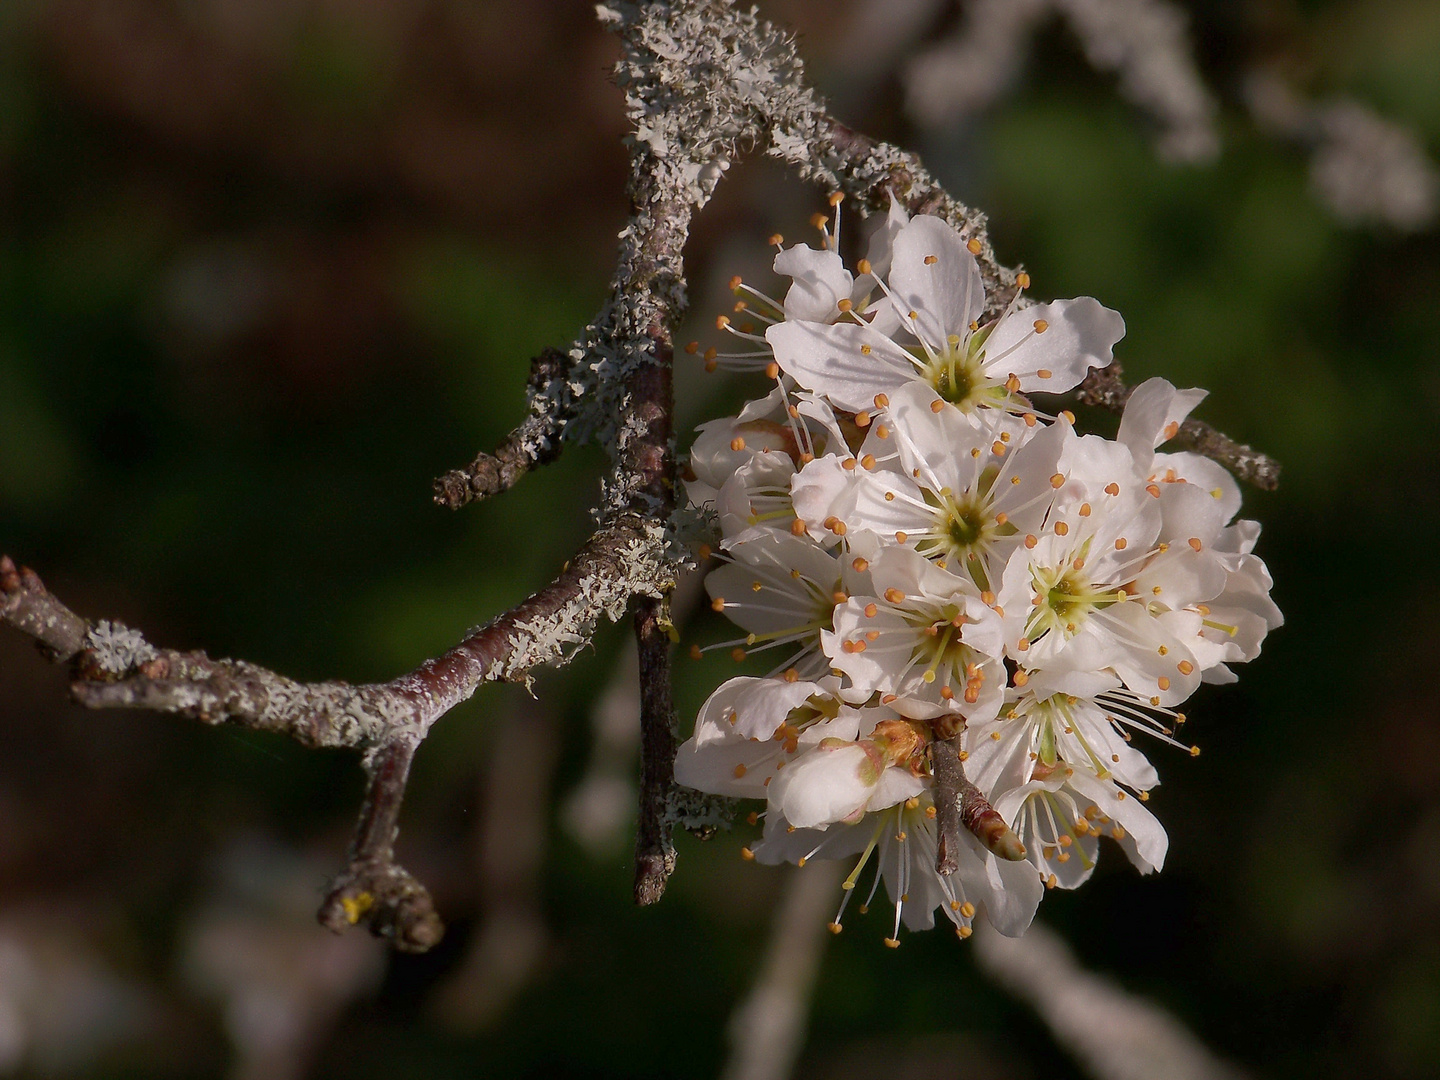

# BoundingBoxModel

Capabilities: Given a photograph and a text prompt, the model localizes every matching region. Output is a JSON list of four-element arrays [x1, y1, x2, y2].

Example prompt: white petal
[[887, 215, 985, 349], [981, 298, 1124, 394], [766, 320, 920, 412], [774, 244, 855, 322], [1116, 377, 1207, 470]]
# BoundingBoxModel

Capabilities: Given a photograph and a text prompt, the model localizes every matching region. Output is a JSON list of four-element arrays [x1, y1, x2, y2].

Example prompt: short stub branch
[[932, 736, 1027, 872], [318, 738, 443, 952]]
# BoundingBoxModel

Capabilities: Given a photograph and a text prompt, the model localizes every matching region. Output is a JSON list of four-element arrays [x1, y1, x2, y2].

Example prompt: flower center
[[1025, 559, 1125, 643], [918, 331, 1009, 412]]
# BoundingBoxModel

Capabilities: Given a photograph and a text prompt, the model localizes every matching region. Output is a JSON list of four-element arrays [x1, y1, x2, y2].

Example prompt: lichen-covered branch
[[1077, 362, 1281, 490], [434, 347, 572, 509], [0, 555, 89, 662], [317, 739, 443, 953], [0, 0, 1282, 954]]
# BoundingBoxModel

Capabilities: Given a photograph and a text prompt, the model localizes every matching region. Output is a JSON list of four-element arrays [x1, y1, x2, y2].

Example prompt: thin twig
[[634, 596, 679, 905], [0, 555, 89, 661], [317, 739, 442, 953], [434, 347, 572, 509], [932, 737, 1026, 870]]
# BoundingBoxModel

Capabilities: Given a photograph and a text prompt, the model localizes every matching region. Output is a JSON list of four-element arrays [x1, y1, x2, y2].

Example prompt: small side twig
[[932, 736, 1027, 870], [318, 738, 442, 953], [434, 347, 571, 509], [1077, 362, 1281, 490], [633, 597, 679, 905], [0, 555, 89, 661]]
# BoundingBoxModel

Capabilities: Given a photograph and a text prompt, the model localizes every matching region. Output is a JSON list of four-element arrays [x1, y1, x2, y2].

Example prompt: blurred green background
[[1, 1, 1437, 1077]]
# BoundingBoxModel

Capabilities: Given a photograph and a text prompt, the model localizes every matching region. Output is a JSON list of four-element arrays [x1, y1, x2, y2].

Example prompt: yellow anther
[[728, 275, 743, 291], [1024, 534, 1038, 549], [884, 588, 906, 603], [924, 254, 938, 265], [765, 361, 780, 379], [854, 410, 871, 427], [837, 298, 853, 312], [1055, 522, 1070, 536], [685, 341, 699, 354], [733, 763, 748, 778], [716, 314, 730, 329], [791, 518, 808, 536], [741, 847, 756, 860], [1104, 482, 1120, 496], [1050, 473, 1065, 488], [1188, 537, 1203, 551], [1146, 484, 1162, 498], [1079, 502, 1091, 517], [711, 597, 726, 612], [767, 233, 784, 246], [876, 424, 890, 439], [731, 648, 746, 662], [1178, 660, 1194, 675], [860, 454, 877, 470], [730, 437, 746, 452], [1114, 537, 1128, 550], [966, 237, 983, 255], [1016, 272, 1030, 288], [931, 399, 946, 413], [1034, 320, 1049, 334], [340, 892, 374, 925], [688, 644, 702, 660], [810, 212, 828, 229], [856, 258, 872, 275]]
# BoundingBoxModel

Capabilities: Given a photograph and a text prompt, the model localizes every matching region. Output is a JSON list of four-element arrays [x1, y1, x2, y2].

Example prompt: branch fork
[[0, 0, 1279, 952]]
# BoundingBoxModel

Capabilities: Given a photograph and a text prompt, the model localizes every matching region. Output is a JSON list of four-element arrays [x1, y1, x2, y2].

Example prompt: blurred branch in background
[[563, 569, 706, 856], [432, 691, 559, 1031], [720, 862, 844, 1080], [905, 0, 1219, 163], [903, 0, 1437, 231], [181, 840, 386, 1080], [1246, 71, 1439, 231], [975, 920, 1250, 1080]]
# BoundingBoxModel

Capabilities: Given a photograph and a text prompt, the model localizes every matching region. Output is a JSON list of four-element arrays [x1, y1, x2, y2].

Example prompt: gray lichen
[[84, 620, 159, 675]]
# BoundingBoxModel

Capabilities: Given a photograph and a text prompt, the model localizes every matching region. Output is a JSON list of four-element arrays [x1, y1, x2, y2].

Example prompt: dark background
[[1, 1, 1437, 1077]]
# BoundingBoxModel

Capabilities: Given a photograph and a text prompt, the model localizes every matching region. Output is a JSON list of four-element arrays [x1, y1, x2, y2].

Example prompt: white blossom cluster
[[676, 201, 1281, 945]]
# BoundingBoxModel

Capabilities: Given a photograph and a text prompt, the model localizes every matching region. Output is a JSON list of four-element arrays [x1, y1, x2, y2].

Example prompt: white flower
[[765, 215, 1125, 414], [792, 383, 1069, 591], [673, 675, 853, 800], [676, 210, 1279, 943], [992, 764, 1168, 890], [965, 669, 1163, 797], [752, 794, 1044, 943], [824, 545, 1006, 722], [702, 535, 873, 678]]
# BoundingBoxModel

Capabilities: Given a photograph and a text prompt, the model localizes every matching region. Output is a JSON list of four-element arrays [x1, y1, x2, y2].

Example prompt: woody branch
[[0, 0, 1278, 952]]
